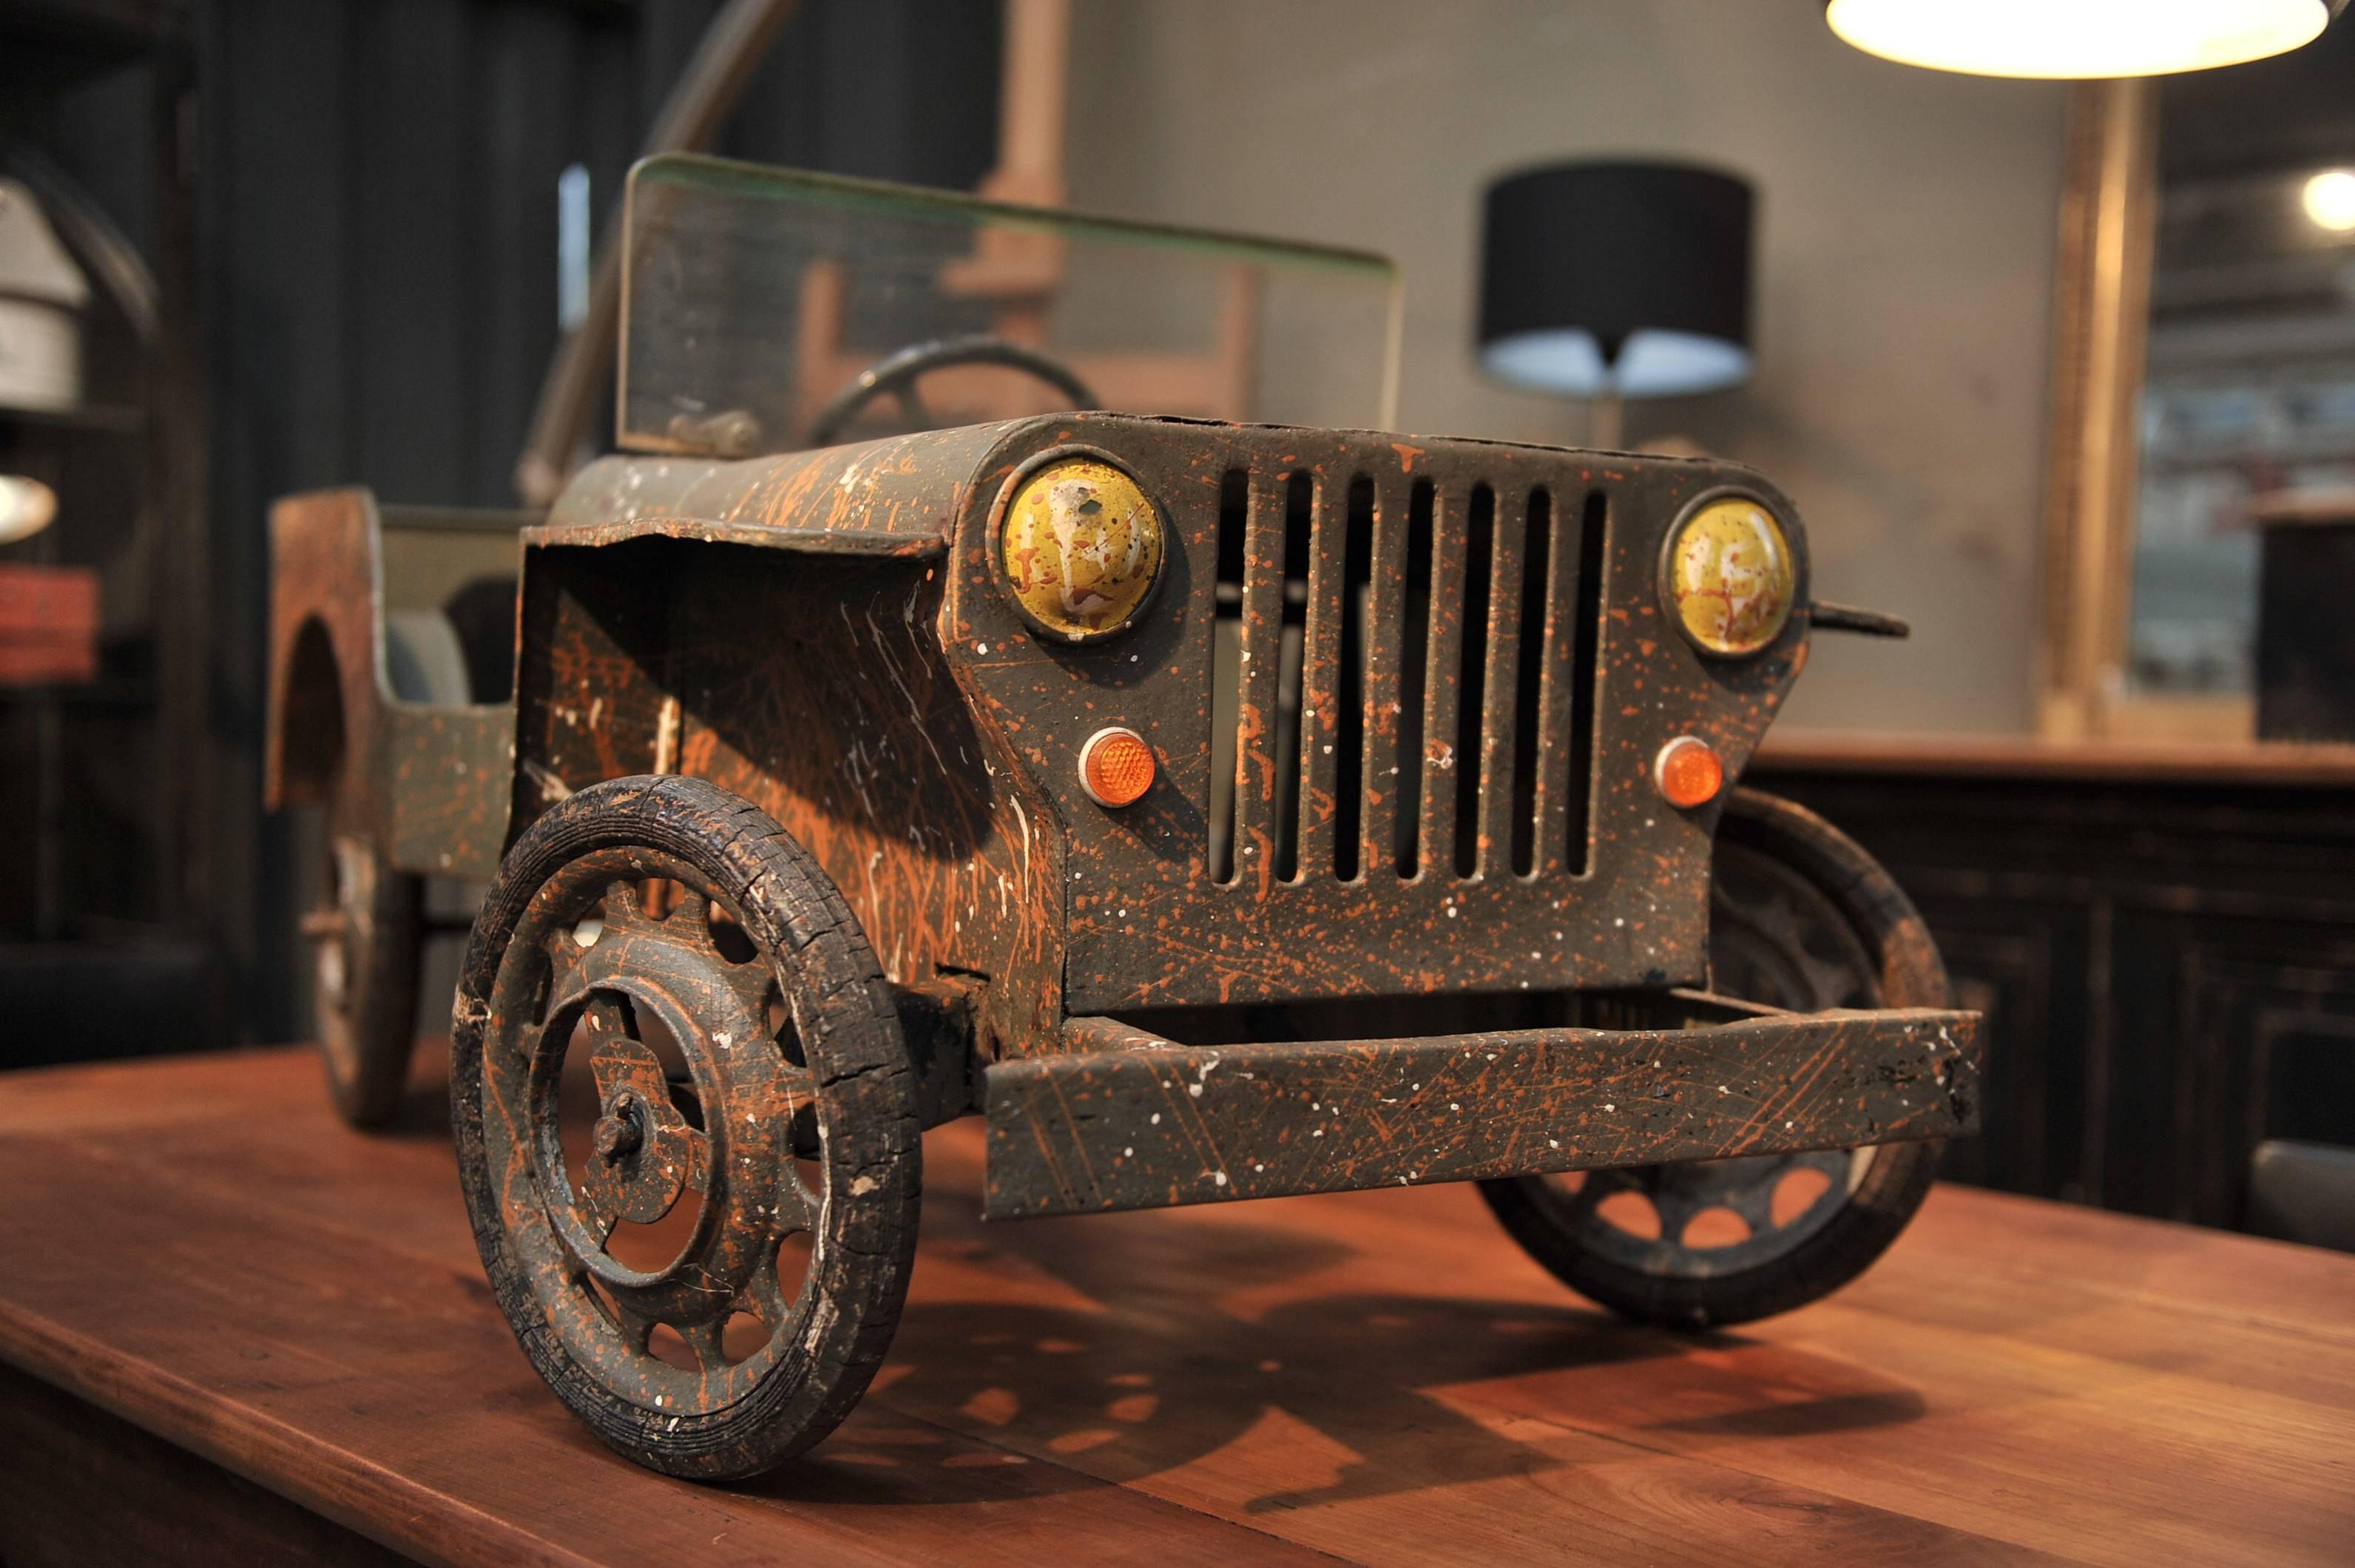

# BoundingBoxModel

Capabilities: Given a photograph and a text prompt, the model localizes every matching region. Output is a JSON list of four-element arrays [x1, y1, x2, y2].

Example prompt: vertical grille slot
[[1213, 470, 1302, 888], [1450, 486, 1502, 877], [1470, 485, 1527, 879], [1332, 476, 1374, 882], [1390, 479, 1436, 877], [1359, 476, 1411, 880], [1270, 474, 1314, 882], [1508, 489, 1553, 876], [1525, 484, 1582, 876], [1209, 450, 1606, 894], [1564, 489, 1609, 875], [1288, 473, 1351, 881], [1207, 470, 1248, 883], [1418, 485, 1475, 878]]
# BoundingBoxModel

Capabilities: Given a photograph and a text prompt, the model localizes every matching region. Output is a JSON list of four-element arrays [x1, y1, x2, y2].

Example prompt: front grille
[[1206, 464, 1608, 886]]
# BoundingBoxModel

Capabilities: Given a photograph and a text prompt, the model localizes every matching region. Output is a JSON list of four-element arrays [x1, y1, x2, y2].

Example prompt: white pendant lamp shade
[[1825, 0, 2343, 79]]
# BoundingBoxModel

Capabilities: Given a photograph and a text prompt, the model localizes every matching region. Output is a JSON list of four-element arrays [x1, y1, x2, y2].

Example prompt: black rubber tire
[[313, 836, 424, 1129], [451, 775, 921, 1479], [309, 609, 464, 1129], [1479, 786, 1953, 1329]]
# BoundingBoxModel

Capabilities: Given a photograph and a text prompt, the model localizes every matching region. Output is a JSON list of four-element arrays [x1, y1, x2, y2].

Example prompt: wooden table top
[[1752, 730, 2355, 787], [2, 1045, 2351, 1566]]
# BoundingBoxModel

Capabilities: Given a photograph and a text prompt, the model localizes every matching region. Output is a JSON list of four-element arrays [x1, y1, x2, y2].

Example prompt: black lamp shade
[[1479, 160, 1755, 399]]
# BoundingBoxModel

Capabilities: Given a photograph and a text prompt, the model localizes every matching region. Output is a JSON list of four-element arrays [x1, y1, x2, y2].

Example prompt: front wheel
[[1479, 787, 1950, 1329], [451, 776, 921, 1479]]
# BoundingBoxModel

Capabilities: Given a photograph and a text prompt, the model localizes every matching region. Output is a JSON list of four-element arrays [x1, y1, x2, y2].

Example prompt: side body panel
[[516, 426, 1069, 1055], [266, 488, 511, 879]]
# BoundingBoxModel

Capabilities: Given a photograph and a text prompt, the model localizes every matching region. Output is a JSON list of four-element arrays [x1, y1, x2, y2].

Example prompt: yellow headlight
[[999, 456, 1165, 643], [1663, 494, 1796, 657]]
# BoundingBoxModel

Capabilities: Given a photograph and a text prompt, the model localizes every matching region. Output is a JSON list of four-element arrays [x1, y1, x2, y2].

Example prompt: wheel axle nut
[[594, 1091, 644, 1163]]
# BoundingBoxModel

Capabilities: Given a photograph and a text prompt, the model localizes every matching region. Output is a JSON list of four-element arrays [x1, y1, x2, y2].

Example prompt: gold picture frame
[[2034, 79, 2257, 744]]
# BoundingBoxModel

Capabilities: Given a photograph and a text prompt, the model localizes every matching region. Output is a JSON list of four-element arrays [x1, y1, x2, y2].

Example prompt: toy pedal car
[[266, 157, 1981, 1480]]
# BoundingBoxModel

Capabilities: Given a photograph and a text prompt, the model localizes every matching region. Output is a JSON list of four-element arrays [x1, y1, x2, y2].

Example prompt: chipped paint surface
[[938, 416, 1812, 1013], [984, 1006, 1982, 1217], [272, 412, 1979, 1220], [504, 413, 1825, 1052], [507, 529, 1064, 1061], [541, 423, 1004, 555], [265, 487, 513, 877]]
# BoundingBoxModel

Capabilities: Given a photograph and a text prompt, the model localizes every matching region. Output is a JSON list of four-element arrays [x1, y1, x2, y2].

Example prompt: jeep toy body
[[267, 157, 1981, 1480]]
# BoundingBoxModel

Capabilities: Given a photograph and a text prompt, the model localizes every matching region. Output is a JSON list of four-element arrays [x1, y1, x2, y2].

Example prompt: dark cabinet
[[1752, 745, 2355, 1234]]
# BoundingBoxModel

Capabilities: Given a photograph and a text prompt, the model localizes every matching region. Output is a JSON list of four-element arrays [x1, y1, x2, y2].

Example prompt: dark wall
[[202, 0, 1001, 517], [188, 0, 1000, 1039]]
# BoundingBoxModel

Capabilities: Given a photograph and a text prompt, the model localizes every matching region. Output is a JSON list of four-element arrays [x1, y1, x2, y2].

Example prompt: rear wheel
[[304, 610, 468, 1126], [451, 775, 921, 1479], [308, 835, 424, 1126], [1479, 787, 1951, 1328]]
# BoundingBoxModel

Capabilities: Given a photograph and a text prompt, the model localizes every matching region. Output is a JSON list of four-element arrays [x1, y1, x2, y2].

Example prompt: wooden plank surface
[[0, 1044, 2349, 1566], [1754, 730, 2355, 786]]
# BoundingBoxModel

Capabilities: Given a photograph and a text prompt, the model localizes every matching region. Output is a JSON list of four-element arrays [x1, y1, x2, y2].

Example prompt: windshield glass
[[618, 154, 1401, 458]]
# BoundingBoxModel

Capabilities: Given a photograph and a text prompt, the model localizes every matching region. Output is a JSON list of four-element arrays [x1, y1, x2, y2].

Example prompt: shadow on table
[[379, 1045, 1928, 1512], [760, 1213, 1927, 1514]]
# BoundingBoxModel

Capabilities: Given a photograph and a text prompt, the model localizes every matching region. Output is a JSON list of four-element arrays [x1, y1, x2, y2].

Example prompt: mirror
[[2038, 24, 2355, 743]]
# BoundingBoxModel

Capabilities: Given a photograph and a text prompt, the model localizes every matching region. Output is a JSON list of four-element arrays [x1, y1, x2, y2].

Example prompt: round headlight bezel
[[993, 448, 1168, 646], [1657, 487, 1801, 660]]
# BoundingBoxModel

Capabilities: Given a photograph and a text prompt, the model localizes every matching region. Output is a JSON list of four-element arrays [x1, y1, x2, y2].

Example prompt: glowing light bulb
[[1825, 0, 2334, 79], [2305, 170, 2355, 234], [0, 474, 57, 544]]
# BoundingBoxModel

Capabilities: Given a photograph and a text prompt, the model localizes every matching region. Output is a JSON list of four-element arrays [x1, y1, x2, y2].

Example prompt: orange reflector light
[[1654, 735, 1723, 808], [1079, 727, 1155, 808]]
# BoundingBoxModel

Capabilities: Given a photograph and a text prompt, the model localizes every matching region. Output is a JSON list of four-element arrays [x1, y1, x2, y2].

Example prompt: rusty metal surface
[[476, 849, 826, 1414], [507, 535, 1067, 1060], [541, 423, 1008, 552], [511, 413, 1825, 1055], [380, 705, 513, 879], [982, 1006, 1980, 1219], [274, 399, 1994, 1474], [266, 488, 384, 818], [266, 489, 516, 874], [934, 415, 1811, 1015]]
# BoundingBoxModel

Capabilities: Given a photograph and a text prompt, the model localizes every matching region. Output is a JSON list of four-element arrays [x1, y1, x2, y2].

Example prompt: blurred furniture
[[0, 0, 223, 1060], [0, 174, 89, 410], [2251, 487, 2355, 740], [0, 561, 96, 684], [2036, 18, 2355, 743], [4, 1043, 2352, 1564], [2248, 1138, 2355, 1250], [1753, 734, 2355, 1237], [1476, 160, 1753, 450]]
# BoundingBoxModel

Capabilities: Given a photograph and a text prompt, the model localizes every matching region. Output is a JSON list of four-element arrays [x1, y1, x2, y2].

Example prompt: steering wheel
[[807, 334, 1098, 448]]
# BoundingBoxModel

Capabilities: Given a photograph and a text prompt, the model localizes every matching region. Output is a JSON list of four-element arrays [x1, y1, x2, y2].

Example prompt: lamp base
[[1587, 391, 1624, 453]]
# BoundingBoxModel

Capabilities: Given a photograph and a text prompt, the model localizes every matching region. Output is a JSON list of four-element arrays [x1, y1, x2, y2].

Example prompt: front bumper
[[981, 1001, 1981, 1218]]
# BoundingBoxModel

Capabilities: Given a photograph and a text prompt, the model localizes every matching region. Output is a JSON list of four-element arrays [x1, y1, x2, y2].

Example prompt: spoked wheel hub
[[500, 862, 822, 1410], [453, 776, 919, 1478]]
